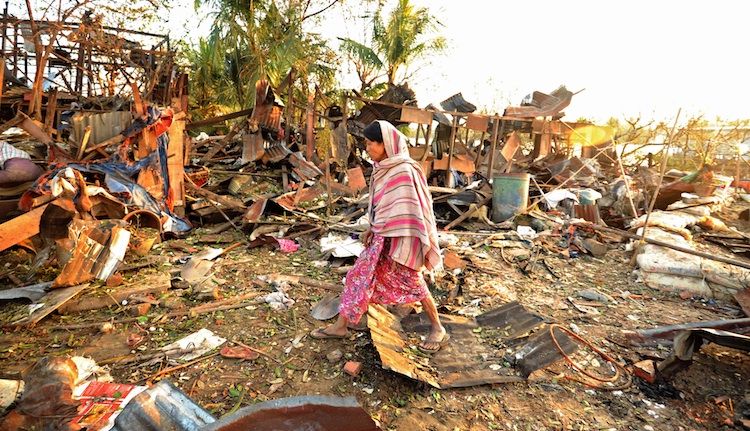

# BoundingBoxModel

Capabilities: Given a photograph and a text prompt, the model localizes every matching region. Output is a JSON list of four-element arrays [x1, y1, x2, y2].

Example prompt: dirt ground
[[2, 199, 750, 430]]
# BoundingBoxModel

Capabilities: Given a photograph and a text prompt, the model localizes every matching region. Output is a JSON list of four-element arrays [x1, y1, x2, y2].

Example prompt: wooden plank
[[433, 154, 476, 174], [465, 114, 489, 132], [0, 203, 49, 253], [167, 111, 186, 214], [57, 273, 170, 314], [185, 108, 253, 131], [43, 88, 58, 135], [11, 283, 89, 326], [501, 131, 521, 165], [400, 106, 432, 125]]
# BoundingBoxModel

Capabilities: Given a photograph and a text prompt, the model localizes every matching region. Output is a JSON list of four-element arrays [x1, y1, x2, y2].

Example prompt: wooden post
[[306, 92, 314, 161], [285, 69, 296, 147], [486, 116, 500, 181], [446, 115, 458, 187], [0, 56, 5, 107], [167, 112, 187, 216], [43, 87, 58, 136], [420, 122, 433, 162], [326, 133, 332, 216], [736, 142, 742, 197], [76, 125, 91, 160]]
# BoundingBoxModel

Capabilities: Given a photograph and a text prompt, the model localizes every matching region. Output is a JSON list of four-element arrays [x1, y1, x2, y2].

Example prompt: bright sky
[[355, 0, 749, 124], [12, 0, 748, 124], [164, 0, 749, 124]]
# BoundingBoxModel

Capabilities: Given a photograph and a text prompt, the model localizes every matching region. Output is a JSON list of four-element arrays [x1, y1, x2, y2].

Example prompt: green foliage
[[186, 0, 338, 118], [338, 0, 446, 91]]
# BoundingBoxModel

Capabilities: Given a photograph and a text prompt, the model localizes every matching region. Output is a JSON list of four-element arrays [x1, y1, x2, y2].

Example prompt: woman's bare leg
[[314, 314, 349, 337], [419, 293, 447, 350]]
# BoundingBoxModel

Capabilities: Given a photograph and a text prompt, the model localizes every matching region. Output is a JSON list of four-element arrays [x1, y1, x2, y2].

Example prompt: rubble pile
[[1, 14, 750, 430]]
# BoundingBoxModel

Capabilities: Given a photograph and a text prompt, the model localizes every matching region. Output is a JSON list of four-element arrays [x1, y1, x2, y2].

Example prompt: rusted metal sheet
[[433, 153, 475, 174], [249, 80, 283, 133], [274, 185, 324, 212], [500, 131, 521, 164], [10, 283, 89, 326], [658, 328, 750, 380], [734, 289, 750, 317], [347, 167, 367, 192], [243, 198, 268, 224], [465, 114, 489, 131], [366, 304, 442, 388], [331, 122, 350, 163], [622, 317, 750, 347], [203, 395, 380, 431], [262, 142, 291, 164], [513, 326, 578, 378], [440, 93, 476, 113], [242, 132, 265, 163], [288, 152, 323, 181], [425, 103, 452, 126], [0, 203, 49, 253], [352, 84, 417, 127], [368, 301, 577, 388], [575, 204, 601, 224], [71, 111, 132, 147], [113, 379, 379, 431], [504, 85, 573, 118]]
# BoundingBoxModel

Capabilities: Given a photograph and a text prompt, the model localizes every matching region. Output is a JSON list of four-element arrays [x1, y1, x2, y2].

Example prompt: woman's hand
[[361, 228, 373, 247]]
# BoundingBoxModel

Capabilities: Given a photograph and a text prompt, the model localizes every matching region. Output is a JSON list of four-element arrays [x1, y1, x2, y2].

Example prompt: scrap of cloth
[[368, 120, 442, 271], [339, 235, 428, 324], [0, 141, 31, 168]]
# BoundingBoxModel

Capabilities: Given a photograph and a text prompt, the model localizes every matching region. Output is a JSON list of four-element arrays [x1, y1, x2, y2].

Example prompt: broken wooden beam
[[0, 203, 49, 253], [185, 108, 253, 131], [185, 181, 246, 209], [444, 195, 492, 230]]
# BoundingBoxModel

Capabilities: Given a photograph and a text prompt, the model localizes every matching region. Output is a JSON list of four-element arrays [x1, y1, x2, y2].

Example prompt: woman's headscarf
[[368, 120, 442, 271]]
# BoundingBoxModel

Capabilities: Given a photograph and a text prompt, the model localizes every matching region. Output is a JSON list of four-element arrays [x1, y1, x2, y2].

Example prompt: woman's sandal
[[418, 333, 450, 354], [310, 327, 350, 339]]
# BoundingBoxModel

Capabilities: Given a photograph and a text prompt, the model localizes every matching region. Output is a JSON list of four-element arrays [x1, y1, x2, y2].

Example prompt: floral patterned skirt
[[339, 234, 428, 324]]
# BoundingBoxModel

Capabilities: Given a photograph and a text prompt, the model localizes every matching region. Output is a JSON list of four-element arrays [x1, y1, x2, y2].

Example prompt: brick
[[106, 273, 124, 287], [343, 361, 362, 377], [633, 359, 657, 383]]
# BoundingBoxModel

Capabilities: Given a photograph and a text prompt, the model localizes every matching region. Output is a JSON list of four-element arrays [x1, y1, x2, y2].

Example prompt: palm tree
[[338, 0, 446, 93], [374, 0, 446, 85], [189, 0, 338, 113]]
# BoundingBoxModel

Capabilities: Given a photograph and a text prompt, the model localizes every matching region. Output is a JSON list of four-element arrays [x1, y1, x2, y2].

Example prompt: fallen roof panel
[[367, 301, 577, 388]]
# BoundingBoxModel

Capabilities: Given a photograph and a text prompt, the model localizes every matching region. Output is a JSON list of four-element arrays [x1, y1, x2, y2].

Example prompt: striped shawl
[[368, 121, 442, 271]]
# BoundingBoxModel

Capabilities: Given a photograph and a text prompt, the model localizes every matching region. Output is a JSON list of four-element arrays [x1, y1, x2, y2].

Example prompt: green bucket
[[492, 173, 530, 222]]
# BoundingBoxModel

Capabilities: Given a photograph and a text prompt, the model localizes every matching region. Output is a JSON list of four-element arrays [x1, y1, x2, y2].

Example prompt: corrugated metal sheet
[[440, 93, 476, 113], [71, 111, 133, 146], [504, 85, 573, 119], [368, 301, 578, 388], [425, 104, 452, 126], [353, 84, 416, 127], [263, 142, 292, 163], [111, 379, 216, 431]]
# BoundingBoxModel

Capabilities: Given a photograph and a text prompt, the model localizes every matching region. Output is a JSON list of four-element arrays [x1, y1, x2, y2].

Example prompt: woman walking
[[311, 120, 449, 353]]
